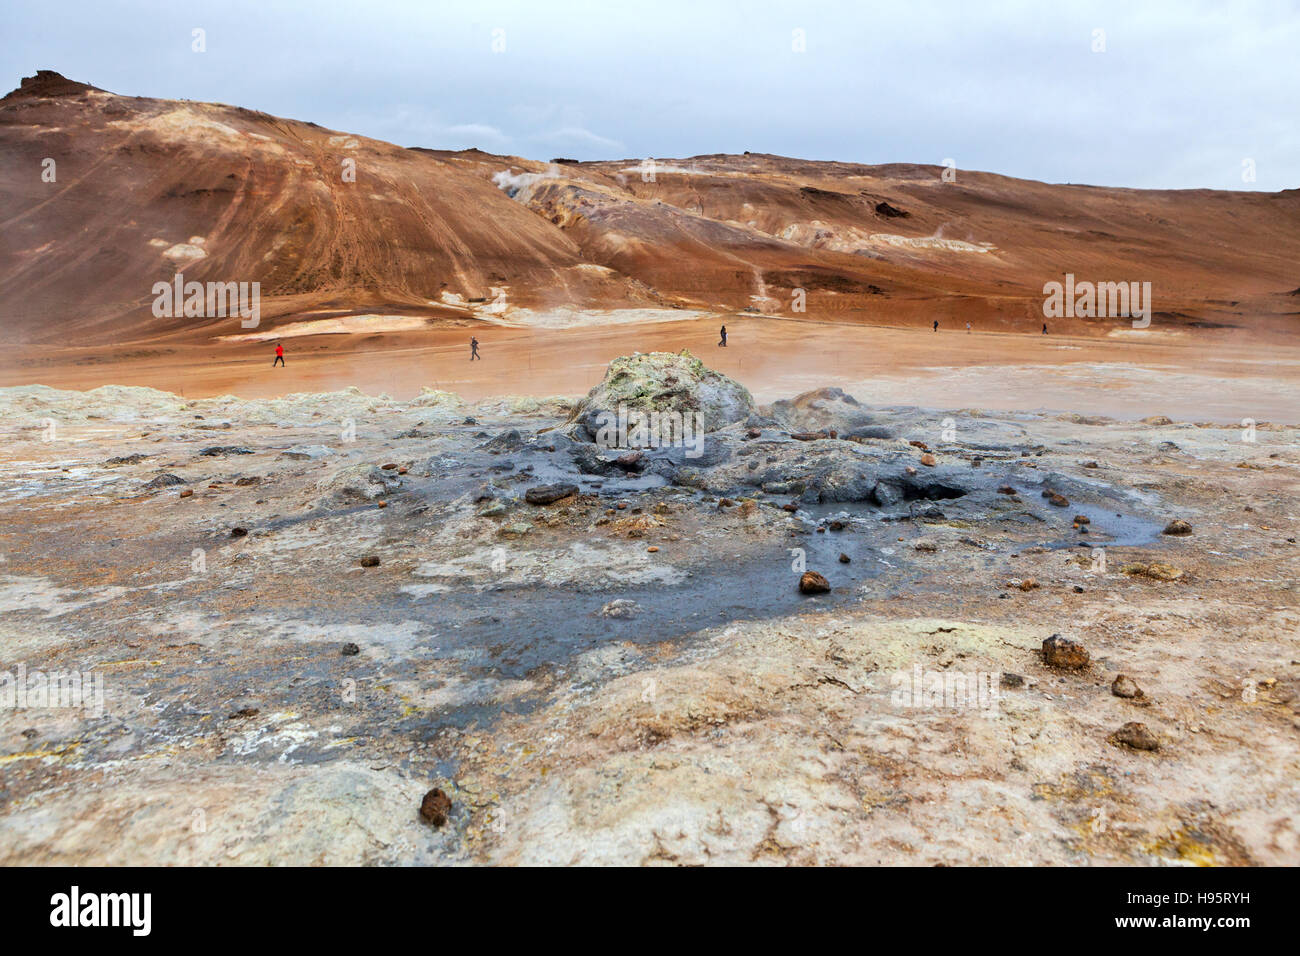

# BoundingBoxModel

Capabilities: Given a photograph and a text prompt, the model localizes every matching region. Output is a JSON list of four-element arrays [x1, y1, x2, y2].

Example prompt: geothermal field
[[0, 69, 1297, 868]]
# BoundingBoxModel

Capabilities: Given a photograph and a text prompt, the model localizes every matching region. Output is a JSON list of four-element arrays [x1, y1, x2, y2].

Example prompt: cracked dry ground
[[0, 387, 1297, 865]]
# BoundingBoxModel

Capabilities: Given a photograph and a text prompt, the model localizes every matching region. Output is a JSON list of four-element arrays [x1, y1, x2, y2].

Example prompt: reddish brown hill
[[1, 71, 1298, 347]]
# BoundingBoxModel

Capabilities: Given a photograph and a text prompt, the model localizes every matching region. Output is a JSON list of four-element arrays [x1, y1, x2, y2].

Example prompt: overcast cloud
[[3, 0, 1296, 190]]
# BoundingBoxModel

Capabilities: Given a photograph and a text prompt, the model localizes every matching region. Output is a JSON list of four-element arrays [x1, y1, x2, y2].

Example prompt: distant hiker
[[1042, 322, 1048, 335], [273, 342, 284, 367], [718, 324, 727, 347], [470, 336, 481, 361], [965, 322, 971, 334], [933, 320, 939, 332]]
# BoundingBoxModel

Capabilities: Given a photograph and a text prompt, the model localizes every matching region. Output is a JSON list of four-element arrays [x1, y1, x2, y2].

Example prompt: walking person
[[933, 320, 939, 332], [272, 342, 285, 367], [470, 336, 481, 361], [1042, 322, 1048, 335], [718, 324, 727, 347]]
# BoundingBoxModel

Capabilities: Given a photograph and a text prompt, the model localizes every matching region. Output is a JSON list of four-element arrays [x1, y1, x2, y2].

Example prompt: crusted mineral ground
[[0, 354, 1297, 866]]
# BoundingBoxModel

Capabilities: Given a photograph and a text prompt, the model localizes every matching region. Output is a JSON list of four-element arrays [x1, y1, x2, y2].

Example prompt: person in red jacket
[[273, 342, 285, 367]]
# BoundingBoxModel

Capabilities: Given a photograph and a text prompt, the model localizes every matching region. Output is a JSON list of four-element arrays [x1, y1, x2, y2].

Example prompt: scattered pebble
[[799, 571, 831, 594], [1110, 721, 1160, 751], [420, 788, 453, 827], [1042, 634, 1089, 669]]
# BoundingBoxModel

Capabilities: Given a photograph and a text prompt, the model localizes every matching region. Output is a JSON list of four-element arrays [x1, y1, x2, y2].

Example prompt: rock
[[1121, 562, 1184, 582], [1110, 721, 1160, 751], [179, 489, 194, 498], [909, 440, 929, 451], [614, 451, 645, 471], [1000, 672, 1025, 689], [600, 599, 641, 619], [799, 571, 831, 594], [1073, 514, 1090, 525], [316, 463, 403, 502], [481, 429, 524, 453], [997, 485, 1017, 495], [839, 553, 851, 563], [872, 480, 904, 507], [235, 476, 261, 486], [359, 555, 380, 568], [1017, 577, 1039, 590], [230, 527, 248, 538], [1162, 519, 1193, 536], [1111, 674, 1143, 699], [199, 446, 252, 456], [789, 431, 824, 442], [281, 444, 335, 461], [341, 642, 360, 656], [1042, 634, 1089, 669], [106, 454, 147, 466], [1082, 461, 1100, 469], [781, 503, 799, 513], [569, 350, 755, 437], [914, 540, 938, 553], [477, 500, 509, 517], [919, 453, 936, 467], [745, 428, 762, 439], [1142, 415, 1173, 426], [765, 387, 876, 435], [1044, 491, 1069, 507], [144, 473, 186, 489], [227, 707, 260, 720], [419, 788, 453, 827]]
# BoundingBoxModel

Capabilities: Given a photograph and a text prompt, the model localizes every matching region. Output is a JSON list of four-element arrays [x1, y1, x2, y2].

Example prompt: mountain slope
[[1, 71, 1298, 346]]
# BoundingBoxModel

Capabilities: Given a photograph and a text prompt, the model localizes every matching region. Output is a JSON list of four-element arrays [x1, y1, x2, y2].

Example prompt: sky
[[2, 0, 1297, 190]]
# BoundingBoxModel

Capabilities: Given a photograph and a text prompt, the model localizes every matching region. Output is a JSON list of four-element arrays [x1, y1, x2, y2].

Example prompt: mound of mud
[[568, 350, 755, 438]]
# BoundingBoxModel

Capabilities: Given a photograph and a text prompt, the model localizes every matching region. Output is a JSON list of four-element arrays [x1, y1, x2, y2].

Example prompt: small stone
[[376, 500, 388, 508], [230, 527, 248, 538], [839, 553, 850, 563], [646, 546, 659, 553], [341, 642, 361, 656], [359, 555, 380, 567], [782, 503, 799, 513], [179, 489, 194, 498], [1044, 491, 1069, 507], [381, 462, 398, 470], [1017, 578, 1039, 591], [790, 432, 822, 441], [1111, 674, 1143, 699], [235, 476, 260, 486], [1073, 514, 1090, 525], [1042, 633, 1089, 669], [1162, 519, 1193, 536], [525, 483, 579, 505], [905, 466, 917, 476], [914, 540, 938, 553], [799, 571, 831, 594], [420, 788, 453, 827], [1110, 721, 1160, 751], [909, 441, 929, 451], [1000, 672, 1025, 689], [919, 453, 936, 467], [145, 473, 186, 489], [1121, 562, 1184, 582], [227, 707, 260, 720], [746, 428, 762, 439], [997, 485, 1017, 495], [600, 599, 641, 619]]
